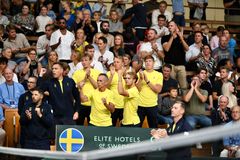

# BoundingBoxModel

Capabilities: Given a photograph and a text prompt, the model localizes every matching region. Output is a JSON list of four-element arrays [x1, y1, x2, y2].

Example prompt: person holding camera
[[15, 49, 42, 87]]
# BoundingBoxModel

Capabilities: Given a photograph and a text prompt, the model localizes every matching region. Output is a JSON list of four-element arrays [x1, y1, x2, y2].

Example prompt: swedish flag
[[59, 128, 84, 152]]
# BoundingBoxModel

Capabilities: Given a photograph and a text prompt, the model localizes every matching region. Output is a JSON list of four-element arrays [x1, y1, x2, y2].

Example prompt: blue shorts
[[173, 14, 185, 27]]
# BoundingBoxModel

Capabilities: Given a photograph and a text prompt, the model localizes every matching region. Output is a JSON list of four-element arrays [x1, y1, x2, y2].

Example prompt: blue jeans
[[157, 115, 173, 125], [185, 115, 212, 129]]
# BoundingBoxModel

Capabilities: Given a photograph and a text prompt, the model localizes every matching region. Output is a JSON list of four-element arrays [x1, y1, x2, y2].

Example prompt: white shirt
[[68, 62, 82, 78], [139, 42, 163, 70], [93, 50, 114, 73], [151, 26, 169, 44], [35, 15, 52, 33], [36, 34, 51, 56], [50, 29, 75, 60], [185, 43, 201, 62], [152, 10, 172, 26], [210, 35, 219, 51]]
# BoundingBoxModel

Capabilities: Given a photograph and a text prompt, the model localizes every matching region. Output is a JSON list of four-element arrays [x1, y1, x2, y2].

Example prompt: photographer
[[15, 49, 42, 87]]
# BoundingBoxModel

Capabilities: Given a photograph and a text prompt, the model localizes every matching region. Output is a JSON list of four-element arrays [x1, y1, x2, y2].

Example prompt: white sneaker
[[196, 143, 203, 149]]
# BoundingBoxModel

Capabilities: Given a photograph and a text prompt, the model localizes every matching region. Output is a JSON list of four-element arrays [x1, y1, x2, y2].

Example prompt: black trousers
[[111, 108, 123, 126], [76, 105, 91, 125], [138, 106, 158, 128]]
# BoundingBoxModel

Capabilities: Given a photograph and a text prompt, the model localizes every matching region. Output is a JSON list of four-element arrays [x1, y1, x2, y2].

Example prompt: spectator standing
[[223, 29, 237, 62], [60, 1, 76, 31], [188, 0, 208, 21], [50, 17, 75, 63], [92, 0, 107, 19], [161, 21, 189, 89], [171, 0, 185, 33]]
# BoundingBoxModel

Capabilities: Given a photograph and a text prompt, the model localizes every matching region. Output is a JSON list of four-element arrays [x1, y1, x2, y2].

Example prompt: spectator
[[93, 36, 114, 73], [210, 26, 224, 50], [212, 66, 233, 109], [79, 73, 115, 127], [93, 11, 102, 32], [211, 95, 232, 156], [196, 44, 216, 81], [60, 1, 76, 31], [118, 71, 140, 127], [136, 55, 163, 128], [11, 4, 35, 35], [71, 10, 83, 32], [110, 0, 126, 19], [222, 81, 237, 109], [100, 21, 114, 48], [151, 0, 172, 26], [123, 54, 133, 72], [0, 106, 5, 146], [151, 15, 169, 44], [158, 87, 179, 125], [20, 88, 53, 150], [92, 32, 104, 50], [143, 0, 159, 19], [45, 50, 58, 71], [0, 57, 18, 84], [36, 24, 55, 66], [72, 28, 89, 58], [171, 0, 185, 33], [35, 5, 53, 36], [50, 17, 75, 63], [212, 36, 231, 64], [4, 24, 34, 63], [198, 68, 213, 110], [109, 10, 123, 34], [15, 49, 42, 85], [201, 23, 210, 44], [46, 1, 56, 21], [85, 44, 104, 73], [185, 31, 204, 72], [34, 0, 48, 16], [159, 64, 178, 99], [162, 21, 189, 89], [188, 0, 208, 21], [223, 29, 237, 62], [109, 34, 125, 57], [121, 0, 148, 41], [151, 101, 192, 160], [186, 22, 208, 46], [78, 9, 97, 43], [68, 48, 81, 78], [10, 0, 23, 16], [0, 67, 25, 109], [92, 0, 107, 19], [139, 28, 164, 72], [182, 75, 212, 129], [72, 54, 100, 125], [1, 48, 17, 70], [107, 56, 125, 126], [220, 106, 240, 158], [0, 8, 9, 28]]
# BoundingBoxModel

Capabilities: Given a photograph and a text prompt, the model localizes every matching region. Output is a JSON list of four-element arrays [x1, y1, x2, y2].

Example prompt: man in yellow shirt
[[136, 55, 163, 128], [72, 54, 100, 125], [118, 70, 140, 127], [107, 56, 125, 126], [79, 73, 115, 127]]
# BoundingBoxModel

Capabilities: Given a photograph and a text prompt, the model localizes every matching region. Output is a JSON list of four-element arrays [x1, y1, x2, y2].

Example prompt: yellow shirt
[[58, 79, 63, 93], [75, 41, 89, 58], [122, 86, 140, 125], [138, 70, 163, 107], [88, 89, 114, 127], [107, 72, 124, 109], [72, 68, 100, 106]]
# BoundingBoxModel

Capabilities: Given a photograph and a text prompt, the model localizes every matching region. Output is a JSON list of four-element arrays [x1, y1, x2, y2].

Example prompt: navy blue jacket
[[166, 117, 192, 160], [20, 102, 53, 141], [40, 76, 80, 118]]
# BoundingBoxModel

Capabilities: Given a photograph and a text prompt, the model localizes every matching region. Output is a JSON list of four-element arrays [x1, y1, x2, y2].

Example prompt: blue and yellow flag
[[59, 128, 84, 152]]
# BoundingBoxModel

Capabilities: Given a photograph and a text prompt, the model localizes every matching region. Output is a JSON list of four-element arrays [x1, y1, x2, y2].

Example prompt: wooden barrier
[[3, 109, 20, 147]]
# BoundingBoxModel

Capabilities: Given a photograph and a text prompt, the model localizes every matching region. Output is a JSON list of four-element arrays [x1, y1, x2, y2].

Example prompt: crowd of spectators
[[0, 0, 240, 158]]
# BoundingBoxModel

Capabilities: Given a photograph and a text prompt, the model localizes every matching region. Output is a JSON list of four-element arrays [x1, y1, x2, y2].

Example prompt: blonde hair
[[222, 82, 237, 108]]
